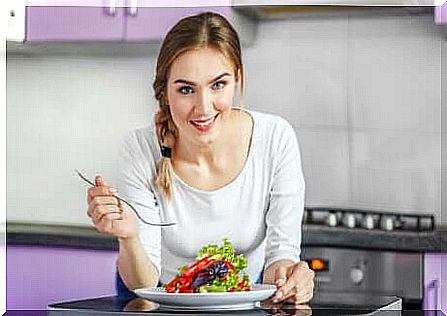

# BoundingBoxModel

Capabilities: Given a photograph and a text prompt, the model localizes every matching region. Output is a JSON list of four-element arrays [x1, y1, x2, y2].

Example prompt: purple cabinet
[[125, 6, 231, 42], [25, 1, 232, 42], [435, 2, 447, 25], [7, 245, 118, 309], [423, 253, 447, 313], [26, 6, 126, 41]]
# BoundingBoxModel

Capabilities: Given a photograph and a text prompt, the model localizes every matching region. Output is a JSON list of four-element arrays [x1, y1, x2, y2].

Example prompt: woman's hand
[[265, 259, 315, 306], [87, 175, 138, 240]]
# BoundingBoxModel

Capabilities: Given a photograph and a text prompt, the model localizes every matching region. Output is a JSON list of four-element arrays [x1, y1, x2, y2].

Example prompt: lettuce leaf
[[195, 238, 250, 292]]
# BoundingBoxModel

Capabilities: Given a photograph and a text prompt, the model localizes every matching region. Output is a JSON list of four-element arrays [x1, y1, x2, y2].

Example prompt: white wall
[[244, 13, 443, 223], [6, 12, 445, 226], [7, 54, 158, 225]]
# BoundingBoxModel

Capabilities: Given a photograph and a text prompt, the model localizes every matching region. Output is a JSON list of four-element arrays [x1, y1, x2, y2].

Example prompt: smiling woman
[[85, 11, 315, 307]]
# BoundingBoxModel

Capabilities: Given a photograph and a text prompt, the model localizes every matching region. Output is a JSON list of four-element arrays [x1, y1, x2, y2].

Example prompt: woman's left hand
[[269, 260, 315, 305]]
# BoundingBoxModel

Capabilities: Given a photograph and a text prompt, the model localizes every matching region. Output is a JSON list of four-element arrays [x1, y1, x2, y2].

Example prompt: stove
[[301, 207, 434, 309], [303, 207, 435, 232]]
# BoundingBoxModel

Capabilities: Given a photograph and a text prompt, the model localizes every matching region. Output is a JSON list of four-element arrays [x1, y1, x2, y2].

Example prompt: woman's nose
[[194, 91, 213, 115]]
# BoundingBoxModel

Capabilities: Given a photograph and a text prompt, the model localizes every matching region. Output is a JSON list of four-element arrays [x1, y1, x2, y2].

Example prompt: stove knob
[[381, 216, 394, 231], [343, 213, 356, 229], [326, 212, 338, 227], [362, 214, 375, 230], [350, 267, 364, 285]]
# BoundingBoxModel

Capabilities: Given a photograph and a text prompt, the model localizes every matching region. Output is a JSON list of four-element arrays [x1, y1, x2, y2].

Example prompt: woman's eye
[[212, 81, 226, 90], [179, 86, 193, 95]]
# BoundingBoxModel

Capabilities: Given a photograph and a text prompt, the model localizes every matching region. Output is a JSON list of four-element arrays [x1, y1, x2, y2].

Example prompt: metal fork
[[75, 169, 176, 227]]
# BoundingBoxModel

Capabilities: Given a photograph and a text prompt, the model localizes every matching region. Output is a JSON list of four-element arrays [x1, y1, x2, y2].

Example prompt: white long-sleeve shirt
[[116, 109, 305, 285]]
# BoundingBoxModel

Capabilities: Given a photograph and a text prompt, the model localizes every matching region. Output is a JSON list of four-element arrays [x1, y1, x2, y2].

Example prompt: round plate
[[134, 284, 276, 311]]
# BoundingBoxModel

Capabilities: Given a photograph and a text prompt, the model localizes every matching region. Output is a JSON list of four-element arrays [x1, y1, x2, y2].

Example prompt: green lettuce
[[194, 239, 250, 292]]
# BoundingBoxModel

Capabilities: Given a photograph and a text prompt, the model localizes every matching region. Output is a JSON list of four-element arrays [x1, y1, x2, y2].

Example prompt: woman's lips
[[190, 114, 219, 132]]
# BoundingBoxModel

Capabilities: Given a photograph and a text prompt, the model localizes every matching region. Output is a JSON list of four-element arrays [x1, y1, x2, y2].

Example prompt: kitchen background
[[6, 6, 446, 226], [5, 3, 447, 312]]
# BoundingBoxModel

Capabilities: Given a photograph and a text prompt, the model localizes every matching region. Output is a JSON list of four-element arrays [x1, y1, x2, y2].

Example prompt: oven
[[302, 247, 423, 309], [301, 207, 434, 309]]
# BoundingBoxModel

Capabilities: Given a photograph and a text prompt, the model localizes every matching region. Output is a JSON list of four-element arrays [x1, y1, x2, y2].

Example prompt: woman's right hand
[[87, 175, 139, 240]]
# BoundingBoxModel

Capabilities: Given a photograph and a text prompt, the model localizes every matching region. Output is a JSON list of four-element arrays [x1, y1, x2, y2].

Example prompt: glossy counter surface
[[45, 292, 404, 316], [7, 222, 447, 252]]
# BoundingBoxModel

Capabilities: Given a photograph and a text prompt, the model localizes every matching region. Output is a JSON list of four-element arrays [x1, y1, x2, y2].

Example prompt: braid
[[154, 92, 177, 201]]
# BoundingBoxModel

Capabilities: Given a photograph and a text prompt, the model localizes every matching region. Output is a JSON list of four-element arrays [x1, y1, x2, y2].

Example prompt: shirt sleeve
[[264, 118, 306, 269], [116, 131, 162, 275]]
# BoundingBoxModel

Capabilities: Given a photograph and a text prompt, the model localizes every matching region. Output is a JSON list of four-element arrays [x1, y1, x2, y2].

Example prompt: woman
[[87, 11, 314, 306]]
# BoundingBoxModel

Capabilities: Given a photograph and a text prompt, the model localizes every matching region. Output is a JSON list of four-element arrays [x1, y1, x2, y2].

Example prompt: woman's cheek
[[170, 99, 192, 120], [215, 91, 234, 110]]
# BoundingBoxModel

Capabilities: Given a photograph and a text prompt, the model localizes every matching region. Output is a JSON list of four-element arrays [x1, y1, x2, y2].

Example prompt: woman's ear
[[236, 68, 242, 83]]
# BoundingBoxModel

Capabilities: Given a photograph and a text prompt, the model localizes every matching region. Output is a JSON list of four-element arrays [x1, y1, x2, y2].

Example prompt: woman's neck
[[173, 109, 243, 168]]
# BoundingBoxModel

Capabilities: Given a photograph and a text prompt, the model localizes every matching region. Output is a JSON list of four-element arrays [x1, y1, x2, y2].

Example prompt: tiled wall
[[6, 12, 445, 225], [244, 13, 443, 223]]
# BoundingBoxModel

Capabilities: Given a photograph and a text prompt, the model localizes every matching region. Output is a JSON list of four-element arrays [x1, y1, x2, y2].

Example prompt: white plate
[[134, 284, 276, 311]]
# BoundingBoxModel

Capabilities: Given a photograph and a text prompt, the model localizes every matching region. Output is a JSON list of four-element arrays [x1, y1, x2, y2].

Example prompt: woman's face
[[166, 47, 238, 148]]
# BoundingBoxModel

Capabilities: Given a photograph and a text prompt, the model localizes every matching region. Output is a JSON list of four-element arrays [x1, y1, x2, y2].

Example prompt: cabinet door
[[7, 245, 118, 309], [124, 2, 231, 42], [435, 2, 447, 25], [423, 253, 446, 312], [26, 5, 125, 42]]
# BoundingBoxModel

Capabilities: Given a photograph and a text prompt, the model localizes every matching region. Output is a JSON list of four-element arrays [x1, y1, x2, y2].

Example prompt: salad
[[164, 239, 250, 293]]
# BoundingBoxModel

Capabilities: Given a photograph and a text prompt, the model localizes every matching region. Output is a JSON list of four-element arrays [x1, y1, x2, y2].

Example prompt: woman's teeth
[[191, 116, 215, 127]]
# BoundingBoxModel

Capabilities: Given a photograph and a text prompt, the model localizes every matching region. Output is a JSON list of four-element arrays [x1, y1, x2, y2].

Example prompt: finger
[[92, 204, 122, 223], [274, 265, 288, 288], [95, 175, 108, 187], [272, 266, 288, 303], [95, 212, 123, 233], [294, 292, 314, 305], [275, 276, 298, 302], [280, 287, 298, 302], [291, 288, 314, 305], [91, 209, 119, 226], [87, 186, 117, 204], [87, 196, 119, 218]]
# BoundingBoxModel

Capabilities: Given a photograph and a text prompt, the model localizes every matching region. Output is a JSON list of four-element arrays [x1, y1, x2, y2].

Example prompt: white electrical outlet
[[6, 0, 25, 42]]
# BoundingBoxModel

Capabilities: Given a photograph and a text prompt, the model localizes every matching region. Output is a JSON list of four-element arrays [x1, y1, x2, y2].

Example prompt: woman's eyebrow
[[173, 73, 231, 86]]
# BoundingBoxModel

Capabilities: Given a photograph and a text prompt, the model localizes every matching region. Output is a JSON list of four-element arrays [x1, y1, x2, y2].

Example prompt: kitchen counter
[[41, 291, 405, 316], [6, 222, 447, 252]]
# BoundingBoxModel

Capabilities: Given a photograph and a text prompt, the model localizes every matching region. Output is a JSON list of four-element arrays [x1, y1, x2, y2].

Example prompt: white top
[[116, 109, 306, 285]]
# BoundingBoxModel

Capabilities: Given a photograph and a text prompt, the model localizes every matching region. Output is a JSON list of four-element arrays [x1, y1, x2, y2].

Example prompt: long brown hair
[[153, 11, 244, 201]]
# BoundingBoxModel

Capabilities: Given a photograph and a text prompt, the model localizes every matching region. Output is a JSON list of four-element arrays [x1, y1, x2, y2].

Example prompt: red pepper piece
[[165, 276, 194, 293], [181, 256, 213, 279], [165, 277, 182, 293], [237, 280, 250, 291], [224, 261, 235, 272], [178, 288, 195, 293]]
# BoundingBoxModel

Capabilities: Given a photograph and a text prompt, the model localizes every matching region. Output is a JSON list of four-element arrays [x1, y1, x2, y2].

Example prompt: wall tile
[[295, 126, 350, 207], [349, 130, 441, 219], [348, 15, 441, 133], [244, 18, 349, 128], [6, 56, 157, 225]]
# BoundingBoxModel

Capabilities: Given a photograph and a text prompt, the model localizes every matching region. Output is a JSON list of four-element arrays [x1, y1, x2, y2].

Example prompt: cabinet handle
[[108, 0, 116, 16], [129, 0, 137, 17], [428, 279, 439, 310]]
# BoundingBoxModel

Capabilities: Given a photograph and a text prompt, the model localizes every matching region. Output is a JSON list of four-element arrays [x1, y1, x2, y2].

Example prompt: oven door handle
[[428, 279, 439, 310]]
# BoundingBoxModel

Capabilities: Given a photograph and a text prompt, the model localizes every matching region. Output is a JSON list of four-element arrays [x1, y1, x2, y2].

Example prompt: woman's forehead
[[168, 48, 235, 83]]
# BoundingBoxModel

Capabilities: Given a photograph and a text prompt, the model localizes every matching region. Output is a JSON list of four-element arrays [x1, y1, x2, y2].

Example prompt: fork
[[75, 169, 176, 227]]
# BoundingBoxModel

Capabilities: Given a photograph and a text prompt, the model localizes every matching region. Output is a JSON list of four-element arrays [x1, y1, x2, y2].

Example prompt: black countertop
[[43, 292, 407, 316], [6, 222, 447, 252]]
